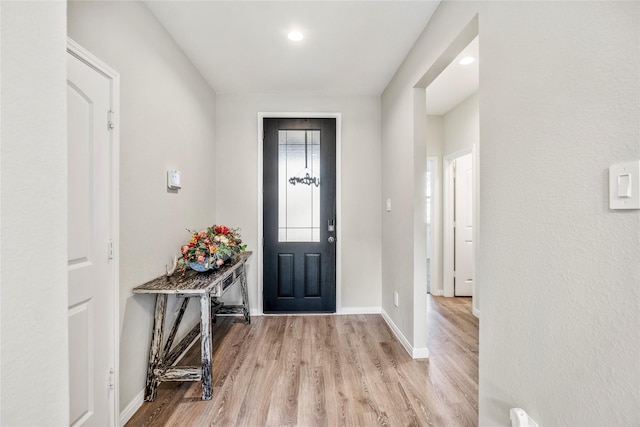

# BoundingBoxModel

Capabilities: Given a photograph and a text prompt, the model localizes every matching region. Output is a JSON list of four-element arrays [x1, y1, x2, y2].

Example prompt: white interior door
[[67, 50, 115, 426], [454, 152, 473, 296]]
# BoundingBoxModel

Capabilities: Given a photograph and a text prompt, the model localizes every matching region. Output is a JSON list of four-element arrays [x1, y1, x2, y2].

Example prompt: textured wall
[[479, 2, 639, 425], [427, 115, 444, 157], [215, 93, 382, 313], [382, 1, 639, 425], [443, 92, 479, 156], [1, 2, 69, 424], [68, 1, 218, 411]]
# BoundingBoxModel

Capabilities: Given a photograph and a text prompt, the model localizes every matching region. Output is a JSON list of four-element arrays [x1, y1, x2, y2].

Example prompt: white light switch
[[609, 161, 640, 209], [167, 170, 181, 189], [617, 174, 631, 198], [386, 198, 392, 212]]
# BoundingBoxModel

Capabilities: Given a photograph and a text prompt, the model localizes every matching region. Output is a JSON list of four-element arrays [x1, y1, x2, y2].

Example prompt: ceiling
[[145, 1, 441, 96], [425, 35, 479, 115]]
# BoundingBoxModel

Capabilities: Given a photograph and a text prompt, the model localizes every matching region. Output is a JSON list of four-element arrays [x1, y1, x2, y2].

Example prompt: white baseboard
[[473, 307, 480, 318], [119, 389, 144, 426], [381, 309, 429, 359], [430, 290, 444, 296], [339, 306, 381, 315]]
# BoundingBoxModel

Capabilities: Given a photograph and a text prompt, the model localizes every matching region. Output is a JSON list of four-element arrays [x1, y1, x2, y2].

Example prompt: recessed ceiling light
[[459, 56, 475, 65], [288, 31, 304, 42]]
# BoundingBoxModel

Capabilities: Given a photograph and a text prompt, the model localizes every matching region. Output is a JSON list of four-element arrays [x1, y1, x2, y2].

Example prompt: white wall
[[382, 1, 639, 425], [68, 1, 218, 411], [215, 94, 382, 313], [443, 92, 478, 156], [426, 115, 444, 157], [1, 2, 69, 425]]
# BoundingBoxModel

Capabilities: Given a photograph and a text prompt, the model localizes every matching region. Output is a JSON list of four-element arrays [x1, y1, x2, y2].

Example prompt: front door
[[263, 118, 336, 313], [67, 48, 116, 426]]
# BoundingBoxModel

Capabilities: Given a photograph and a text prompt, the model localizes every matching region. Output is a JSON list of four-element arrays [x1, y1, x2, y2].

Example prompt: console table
[[133, 251, 252, 401]]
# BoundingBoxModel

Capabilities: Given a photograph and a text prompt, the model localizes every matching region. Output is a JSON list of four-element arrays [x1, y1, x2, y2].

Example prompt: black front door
[[263, 118, 336, 313]]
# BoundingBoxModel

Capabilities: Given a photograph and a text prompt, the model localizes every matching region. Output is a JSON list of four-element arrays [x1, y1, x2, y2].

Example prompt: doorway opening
[[67, 39, 120, 426], [443, 147, 478, 302], [262, 118, 337, 313], [423, 22, 479, 317], [257, 113, 342, 315]]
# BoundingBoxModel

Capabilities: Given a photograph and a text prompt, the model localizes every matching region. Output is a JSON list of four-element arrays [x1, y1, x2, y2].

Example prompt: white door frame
[[257, 112, 342, 314], [426, 156, 442, 296], [67, 38, 120, 425], [442, 146, 478, 313]]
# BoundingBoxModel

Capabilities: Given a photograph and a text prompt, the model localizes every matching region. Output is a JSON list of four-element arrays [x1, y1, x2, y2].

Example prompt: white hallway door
[[454, 152, 473, 296], [67, 47, 116, 426]]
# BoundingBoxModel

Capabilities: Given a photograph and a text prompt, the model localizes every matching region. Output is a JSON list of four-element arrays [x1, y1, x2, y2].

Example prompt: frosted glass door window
[[278, 130, 321, 242]]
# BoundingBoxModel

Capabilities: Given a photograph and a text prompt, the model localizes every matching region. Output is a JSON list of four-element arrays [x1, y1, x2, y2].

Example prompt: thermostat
[[167, 170, 181, 189]]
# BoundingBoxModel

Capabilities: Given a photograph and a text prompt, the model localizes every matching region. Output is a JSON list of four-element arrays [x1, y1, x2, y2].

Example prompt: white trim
[[472, 144, 480, 317], [67, 38, 121, 427], [257, 112, 342, 314], [381, 309, 429, 359], [427, 156, 441, 294], [442, 147, 473, 298], [119, 390, 144, 427], [340, 307, 381, 315], [442, 154, 454, 297], [430, 289, 445, 297]]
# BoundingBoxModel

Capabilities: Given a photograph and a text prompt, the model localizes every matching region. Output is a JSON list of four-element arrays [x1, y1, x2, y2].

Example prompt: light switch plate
[[386, 198, 392, 212], [167, 169, 181, 189], [609, 161, 639, 209]]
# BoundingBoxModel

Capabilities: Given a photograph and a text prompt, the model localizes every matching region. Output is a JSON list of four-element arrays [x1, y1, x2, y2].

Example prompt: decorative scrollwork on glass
[[289, 173, 320, 187]]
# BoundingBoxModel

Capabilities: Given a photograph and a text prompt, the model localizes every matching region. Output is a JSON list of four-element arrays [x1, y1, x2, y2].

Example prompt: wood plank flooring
[[126, 296, 478, 426]]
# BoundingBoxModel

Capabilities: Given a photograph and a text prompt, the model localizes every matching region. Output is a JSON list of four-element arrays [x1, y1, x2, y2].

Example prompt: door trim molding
[[257, 112, 342, 314], [67, 38, 120, 426], [443, 146, 477, 302], [427, 156, 441, 295]]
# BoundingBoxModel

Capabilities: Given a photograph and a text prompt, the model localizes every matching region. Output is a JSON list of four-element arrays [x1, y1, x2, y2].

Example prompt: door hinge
[[452, 271, 456, 278], [108, 368, 115, 390], [108, 239, 114, 260], [107, 110, 116, 130]]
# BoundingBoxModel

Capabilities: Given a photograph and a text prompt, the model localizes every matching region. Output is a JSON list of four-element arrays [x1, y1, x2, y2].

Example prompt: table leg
[[200, 293, 212, 400], [240, 264, 250, 324], [145, 293, 167, 401]]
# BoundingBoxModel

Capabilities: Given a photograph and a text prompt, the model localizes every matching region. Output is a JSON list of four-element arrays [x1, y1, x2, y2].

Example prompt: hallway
[[126, 296, 478, 426]]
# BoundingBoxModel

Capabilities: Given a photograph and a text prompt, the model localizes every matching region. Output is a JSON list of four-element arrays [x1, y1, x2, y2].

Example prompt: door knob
[[328, 236, 336, 243]]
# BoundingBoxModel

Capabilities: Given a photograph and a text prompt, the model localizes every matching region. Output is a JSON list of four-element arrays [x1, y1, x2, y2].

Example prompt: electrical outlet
[[393, 291, 399, 307]]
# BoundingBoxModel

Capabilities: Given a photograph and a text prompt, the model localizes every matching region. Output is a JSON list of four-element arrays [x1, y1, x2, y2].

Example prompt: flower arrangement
[[178, 224, 246, 273]]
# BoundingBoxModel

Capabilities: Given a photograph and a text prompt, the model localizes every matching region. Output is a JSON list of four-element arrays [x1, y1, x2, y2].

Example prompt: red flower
[[215, 225, 230, 235]]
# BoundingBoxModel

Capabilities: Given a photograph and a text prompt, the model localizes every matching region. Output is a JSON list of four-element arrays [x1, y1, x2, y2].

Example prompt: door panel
[[454, 152, 473, 296], [67, 51, 114, 426], [264, 118, 336, 312]]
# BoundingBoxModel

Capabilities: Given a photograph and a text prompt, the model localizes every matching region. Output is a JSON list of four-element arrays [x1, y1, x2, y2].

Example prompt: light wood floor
[[126, 296, 478, 426]]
